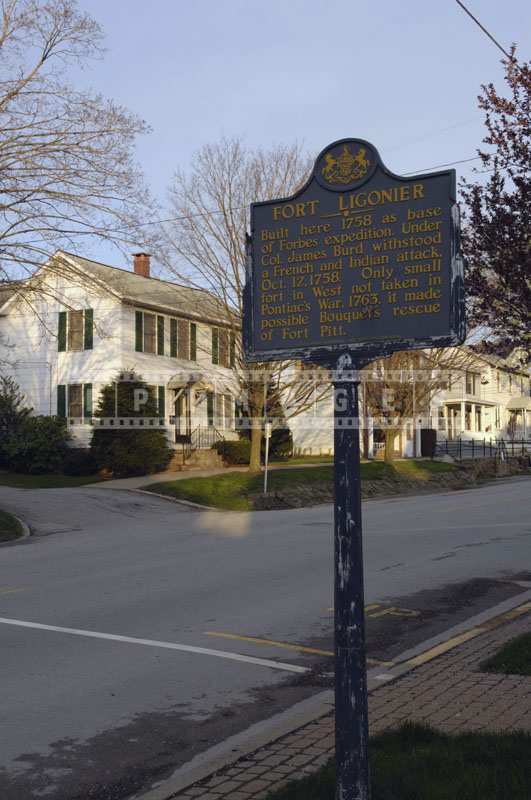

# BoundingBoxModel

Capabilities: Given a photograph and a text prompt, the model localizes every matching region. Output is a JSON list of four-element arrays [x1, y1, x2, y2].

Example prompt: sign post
[[243, 138, 465, 799]]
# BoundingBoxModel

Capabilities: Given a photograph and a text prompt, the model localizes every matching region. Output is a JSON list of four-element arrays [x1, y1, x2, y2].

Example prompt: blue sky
[[73, 0, 531, 267]]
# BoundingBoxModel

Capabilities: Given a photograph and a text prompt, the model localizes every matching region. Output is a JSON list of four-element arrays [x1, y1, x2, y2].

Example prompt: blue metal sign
[[244, 138, 465, 363]]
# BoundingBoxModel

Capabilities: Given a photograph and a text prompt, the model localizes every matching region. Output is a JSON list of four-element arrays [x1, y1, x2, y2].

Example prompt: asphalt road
[[0, 478, 530, 800]]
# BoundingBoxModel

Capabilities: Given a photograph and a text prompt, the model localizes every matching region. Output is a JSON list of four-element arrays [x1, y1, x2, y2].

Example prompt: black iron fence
[[436, 437, 530, 461]]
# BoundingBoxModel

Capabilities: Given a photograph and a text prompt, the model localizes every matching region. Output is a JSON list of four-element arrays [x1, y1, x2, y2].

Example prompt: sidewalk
[[156, 606, 531, 800]]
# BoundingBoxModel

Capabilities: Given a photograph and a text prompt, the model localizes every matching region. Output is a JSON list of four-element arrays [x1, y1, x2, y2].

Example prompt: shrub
[[266, 426, 293, 461], [62, 448, 99, 476], [89, 371, 172, 478], [0, 375, 32, 467], [90, 428, 172, 477], [5, 416, 70, 474], [214, 438, 251, 465]]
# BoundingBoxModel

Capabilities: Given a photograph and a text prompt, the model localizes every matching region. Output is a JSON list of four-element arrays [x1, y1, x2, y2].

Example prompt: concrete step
[[166, 448, 225, 472]]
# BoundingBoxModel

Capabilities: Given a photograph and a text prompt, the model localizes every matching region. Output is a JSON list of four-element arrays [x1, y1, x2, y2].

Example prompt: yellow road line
[[406, 628, 481, 667], [205, 631, 393, 666], [406, 601, 531, 668]]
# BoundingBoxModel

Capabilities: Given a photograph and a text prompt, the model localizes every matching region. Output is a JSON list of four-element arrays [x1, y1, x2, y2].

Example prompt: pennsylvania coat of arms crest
[[321, 144, 371, 184]]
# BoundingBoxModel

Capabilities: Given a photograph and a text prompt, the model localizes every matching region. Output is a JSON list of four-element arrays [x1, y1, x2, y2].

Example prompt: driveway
[[0, 478, 529, 799]]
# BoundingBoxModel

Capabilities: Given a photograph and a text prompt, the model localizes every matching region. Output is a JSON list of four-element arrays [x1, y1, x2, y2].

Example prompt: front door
[[173, 388, 190, 442]]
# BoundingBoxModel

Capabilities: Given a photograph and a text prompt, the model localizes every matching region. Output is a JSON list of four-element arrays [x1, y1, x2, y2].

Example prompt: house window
[[212, 327, 231, 367], [58, 309, 93, 352], [465, 372, 478, 395], [57, 383, 93, 423], [143, 313, 156, 353], [135, 311, 165, 355]]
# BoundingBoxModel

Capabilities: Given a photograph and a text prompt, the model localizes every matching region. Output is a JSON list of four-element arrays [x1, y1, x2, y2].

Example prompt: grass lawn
[[481, 632, 531, 677], [0, 509, 23, 542], [0, 471, 102, 489], [265, 723, 531, 800], [147, 459, 456, 511], [278, 455, 334, 465]]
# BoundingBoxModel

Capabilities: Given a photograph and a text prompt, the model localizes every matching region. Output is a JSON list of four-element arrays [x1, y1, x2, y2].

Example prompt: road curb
[[0, 512, 31, 546], [132, 587, 531, 800], [132, 488, 214, 512]]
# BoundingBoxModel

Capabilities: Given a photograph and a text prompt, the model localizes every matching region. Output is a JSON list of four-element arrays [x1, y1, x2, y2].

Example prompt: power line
[[132, 155, 483, 230], [403, 156, 481, 175], [455, 0, 513, 60]]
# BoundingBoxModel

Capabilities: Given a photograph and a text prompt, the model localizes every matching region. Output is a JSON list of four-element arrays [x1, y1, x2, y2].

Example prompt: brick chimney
[[133, 252, 150, 278]]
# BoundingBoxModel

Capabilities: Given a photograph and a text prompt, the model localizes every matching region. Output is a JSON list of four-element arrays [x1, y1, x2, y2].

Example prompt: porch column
[[471, 404, 476, 433], [460, 401, 465, 435], [443, 405, 448, 437]]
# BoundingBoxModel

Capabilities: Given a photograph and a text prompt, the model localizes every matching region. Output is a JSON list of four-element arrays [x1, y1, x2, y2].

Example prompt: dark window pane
[[68, 310, 83, 351], [135, 311, 143, 352], [143, 314, 156, 354], [68, 384, 82, 418]]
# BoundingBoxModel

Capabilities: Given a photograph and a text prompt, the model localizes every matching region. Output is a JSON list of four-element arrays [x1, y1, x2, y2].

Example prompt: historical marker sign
[[244, 138, 465, 362], [243, 139, 466, 800]]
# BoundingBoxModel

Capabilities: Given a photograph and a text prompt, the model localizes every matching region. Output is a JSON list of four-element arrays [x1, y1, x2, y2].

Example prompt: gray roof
[[57, 251, 237, 328]]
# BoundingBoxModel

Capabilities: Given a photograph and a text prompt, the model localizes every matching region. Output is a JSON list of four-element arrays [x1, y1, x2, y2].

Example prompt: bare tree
[[0, 0, 157, 304], [161, 137, 331, 471], [363, 348, 479, 463]]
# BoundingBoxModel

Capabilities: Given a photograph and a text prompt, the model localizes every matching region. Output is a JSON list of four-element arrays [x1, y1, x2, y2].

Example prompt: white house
[[287, 349, 530, 458], [0, 251, 240, 460]]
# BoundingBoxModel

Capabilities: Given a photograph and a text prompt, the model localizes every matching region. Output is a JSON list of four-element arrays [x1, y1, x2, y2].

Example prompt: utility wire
[[455, 0, 513, 60], [133, 155, 482, 230]]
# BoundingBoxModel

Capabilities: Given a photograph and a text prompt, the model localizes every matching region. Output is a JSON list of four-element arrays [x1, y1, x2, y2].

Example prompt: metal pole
[[263, 421, 270, 494], [333, 357, 370, 800]]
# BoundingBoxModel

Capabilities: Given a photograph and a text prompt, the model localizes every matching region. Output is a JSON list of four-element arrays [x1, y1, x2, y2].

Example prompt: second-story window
[[212, 327, 231, 367], [465, 371, 478, 395], [58, 309, 93, 352]]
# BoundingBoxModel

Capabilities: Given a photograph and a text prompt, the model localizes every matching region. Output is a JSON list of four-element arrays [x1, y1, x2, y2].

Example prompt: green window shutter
[[84, 308, 93, 350], [158, 385, 165, 418], [229, 333, 236, 368], [157, 316, 165, 355], [58, 312, 67, 352], [135, 311, 143, 352], [57, 385, 66, 417], [206, 391, 214, 427], [170, 319, 177, 357], [212, 327, 219, 365], [83, 384, 92, 422], [190, 323, 197, 361]]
